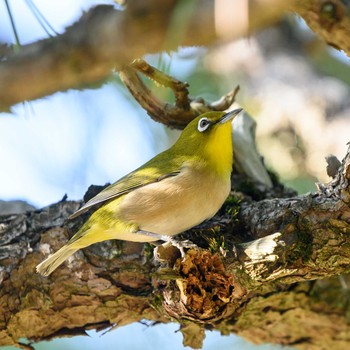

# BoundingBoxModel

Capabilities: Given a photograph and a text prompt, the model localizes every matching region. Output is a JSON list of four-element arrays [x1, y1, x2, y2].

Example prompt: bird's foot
[[136, 230, 197, 257], [160, 237, 197, 258]]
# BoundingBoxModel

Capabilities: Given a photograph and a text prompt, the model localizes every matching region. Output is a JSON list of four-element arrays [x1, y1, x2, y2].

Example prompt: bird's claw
[[161, 236, 197, 257]]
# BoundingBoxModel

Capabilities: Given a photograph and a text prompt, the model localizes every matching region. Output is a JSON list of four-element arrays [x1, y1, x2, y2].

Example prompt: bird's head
[[172, 108, 242, 175], [174, 108, 242, 154]]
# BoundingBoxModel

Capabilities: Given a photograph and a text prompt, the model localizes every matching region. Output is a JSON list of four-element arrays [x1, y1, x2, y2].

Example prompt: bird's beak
[[218, 108, 243, 124]]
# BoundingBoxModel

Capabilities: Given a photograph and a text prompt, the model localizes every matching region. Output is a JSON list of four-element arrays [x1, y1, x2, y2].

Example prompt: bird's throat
[[204, 123, 233, 179]]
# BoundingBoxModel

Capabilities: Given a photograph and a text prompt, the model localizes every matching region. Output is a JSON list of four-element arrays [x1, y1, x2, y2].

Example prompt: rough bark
[[0, 0, 349, 110], [1, 146, 350, 349]]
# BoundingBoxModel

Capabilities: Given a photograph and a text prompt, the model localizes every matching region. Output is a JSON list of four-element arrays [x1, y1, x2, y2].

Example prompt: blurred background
[[0, 0, 349, 349]]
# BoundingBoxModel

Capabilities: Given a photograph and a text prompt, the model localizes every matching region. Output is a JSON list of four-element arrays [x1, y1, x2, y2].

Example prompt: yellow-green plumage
[[36, 109, 242, 276]]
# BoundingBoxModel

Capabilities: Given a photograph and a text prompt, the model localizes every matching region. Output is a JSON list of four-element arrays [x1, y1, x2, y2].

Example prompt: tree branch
[[292, 0, 350, 54], [1, 145, 350, 349], [119, 59, 239, 129], [1, 0, 349, 110], [0, 1, 181, 109]]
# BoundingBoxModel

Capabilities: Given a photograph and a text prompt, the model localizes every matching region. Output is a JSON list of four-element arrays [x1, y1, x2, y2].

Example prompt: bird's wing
[[69, 156, 183, 219]]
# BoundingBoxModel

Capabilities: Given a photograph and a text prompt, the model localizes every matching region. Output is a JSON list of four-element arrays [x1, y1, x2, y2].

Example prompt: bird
[[36, 108, 242, 276]]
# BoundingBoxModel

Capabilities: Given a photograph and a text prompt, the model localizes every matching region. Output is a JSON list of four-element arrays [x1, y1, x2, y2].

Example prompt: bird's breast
[[116, 166, 231, 236]]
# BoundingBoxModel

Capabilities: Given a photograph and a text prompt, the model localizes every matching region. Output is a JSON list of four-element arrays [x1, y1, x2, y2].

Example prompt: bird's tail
[[36, 224, 110, 276], [36, 242, 79, 277]]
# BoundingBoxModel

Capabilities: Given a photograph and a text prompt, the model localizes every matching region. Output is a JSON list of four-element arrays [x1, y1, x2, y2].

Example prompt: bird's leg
[[135, 230, 197, 257], [134, 230, 170, 242]]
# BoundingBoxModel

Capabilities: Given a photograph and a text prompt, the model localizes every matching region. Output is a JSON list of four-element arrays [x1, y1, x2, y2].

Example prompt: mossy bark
[[1, 146, 350, 349]]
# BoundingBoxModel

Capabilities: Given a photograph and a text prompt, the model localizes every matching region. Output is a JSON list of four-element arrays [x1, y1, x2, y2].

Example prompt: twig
[[119, 59, 240, 129]]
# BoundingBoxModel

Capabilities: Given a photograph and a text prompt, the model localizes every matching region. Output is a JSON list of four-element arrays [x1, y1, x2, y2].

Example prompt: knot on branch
[[162, 249, 245, 323]]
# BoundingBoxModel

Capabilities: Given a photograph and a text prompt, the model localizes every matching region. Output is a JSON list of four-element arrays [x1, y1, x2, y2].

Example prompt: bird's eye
[[197, 118, 211, 132]]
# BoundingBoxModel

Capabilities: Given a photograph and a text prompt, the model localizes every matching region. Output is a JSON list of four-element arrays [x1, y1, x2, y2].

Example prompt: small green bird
[[36, 109, 242, 276]]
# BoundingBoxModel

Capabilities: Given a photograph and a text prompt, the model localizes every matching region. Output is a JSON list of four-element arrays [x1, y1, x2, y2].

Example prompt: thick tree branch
[[1, 0, 349, 110], [0, 0, 181, 109], [1, 146, 350, 349]]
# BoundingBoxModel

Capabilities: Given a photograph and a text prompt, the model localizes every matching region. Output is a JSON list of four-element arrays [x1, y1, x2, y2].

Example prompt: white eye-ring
[[197, 117, 211, 132]]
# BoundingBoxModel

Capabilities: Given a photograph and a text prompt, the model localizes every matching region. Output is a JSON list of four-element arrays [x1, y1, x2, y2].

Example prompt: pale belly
[[114, 168, 231, 240]]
